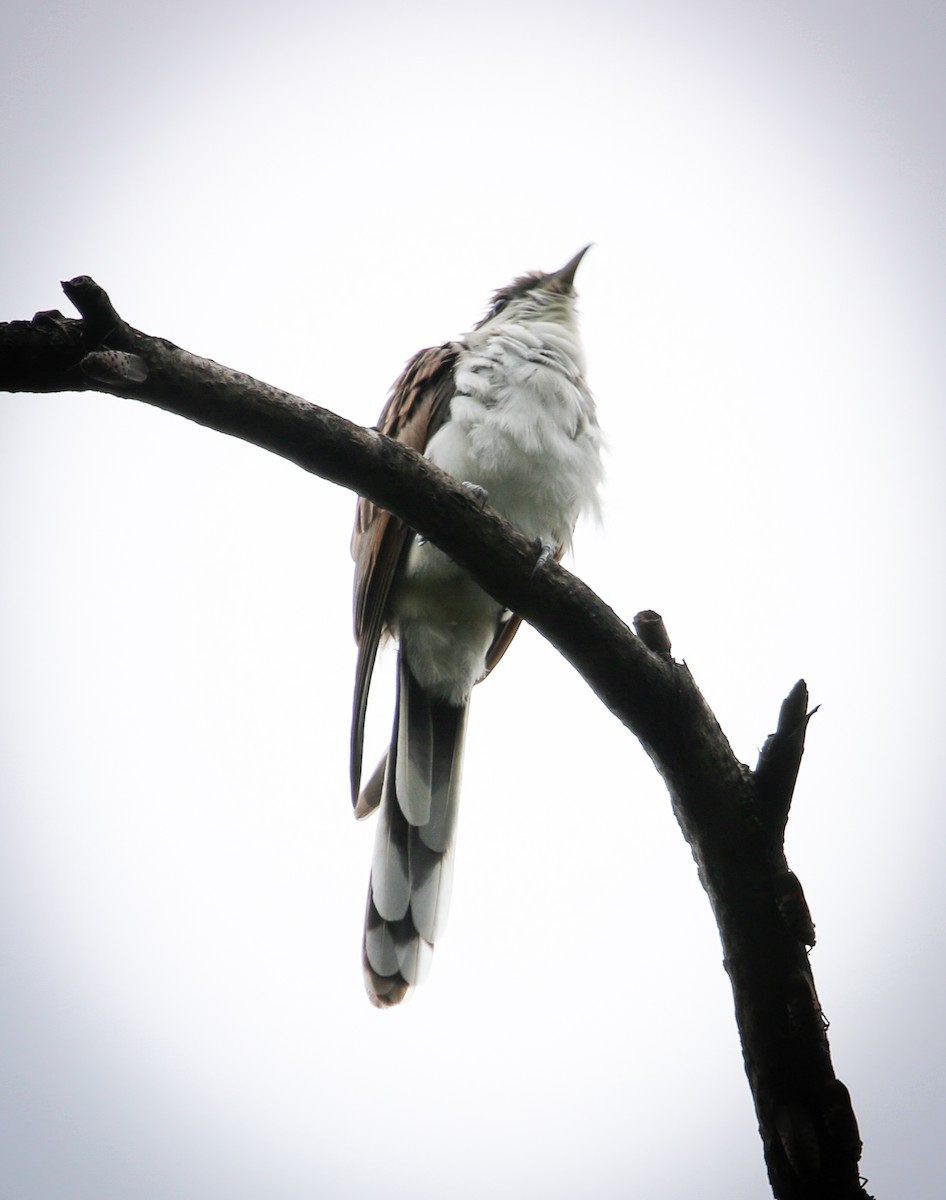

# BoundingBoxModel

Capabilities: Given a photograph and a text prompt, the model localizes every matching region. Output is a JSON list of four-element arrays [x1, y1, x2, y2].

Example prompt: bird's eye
[[491, 298, 508, 317]]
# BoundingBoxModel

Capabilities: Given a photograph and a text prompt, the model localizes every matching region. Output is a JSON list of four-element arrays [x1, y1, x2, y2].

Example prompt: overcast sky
[[2, 2, 944, 1197]]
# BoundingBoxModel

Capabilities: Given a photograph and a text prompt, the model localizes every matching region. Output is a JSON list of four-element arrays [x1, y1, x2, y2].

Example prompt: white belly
[[391, 542, 500, 704]]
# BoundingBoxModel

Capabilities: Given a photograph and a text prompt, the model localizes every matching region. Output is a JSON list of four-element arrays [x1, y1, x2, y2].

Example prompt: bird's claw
[[461, 481, 489, 504], [532, 539, 557, 576], [417, 484, 487, 547]]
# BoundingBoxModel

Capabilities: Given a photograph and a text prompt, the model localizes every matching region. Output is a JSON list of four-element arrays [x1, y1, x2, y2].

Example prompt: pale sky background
[[2, 2, 944, 1197]]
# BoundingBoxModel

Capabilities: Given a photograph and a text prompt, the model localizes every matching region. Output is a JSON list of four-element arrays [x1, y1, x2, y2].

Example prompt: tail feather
[[362, 655, 467, 1007], [369, 783, 411, 921], [409, 840, 455, 943]]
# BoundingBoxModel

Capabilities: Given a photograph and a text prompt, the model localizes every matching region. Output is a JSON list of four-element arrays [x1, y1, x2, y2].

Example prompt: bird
[[350, 247, 603, 1006]]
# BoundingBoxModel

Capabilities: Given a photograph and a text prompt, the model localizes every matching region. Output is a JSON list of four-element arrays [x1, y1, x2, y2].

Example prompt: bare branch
[[0, 280, 871, 1199]]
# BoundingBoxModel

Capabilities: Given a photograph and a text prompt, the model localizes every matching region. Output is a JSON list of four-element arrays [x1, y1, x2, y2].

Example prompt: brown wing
[[349, 342, 560, 809], [350, 343, 460, 805]]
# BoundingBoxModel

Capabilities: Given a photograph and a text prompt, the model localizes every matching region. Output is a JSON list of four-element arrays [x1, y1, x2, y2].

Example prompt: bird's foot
[[417, 484, 487, 546], [532, 538, 557, 576], [461, 481, 489, 504]]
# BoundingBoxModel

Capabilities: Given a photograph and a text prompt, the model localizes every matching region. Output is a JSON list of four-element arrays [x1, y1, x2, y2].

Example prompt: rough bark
[[0, 279, 872, 1199]]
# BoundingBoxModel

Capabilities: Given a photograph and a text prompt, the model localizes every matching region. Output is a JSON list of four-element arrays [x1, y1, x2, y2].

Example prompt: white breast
[[427, 321, 603, 548], [392, 316, 603, 704]]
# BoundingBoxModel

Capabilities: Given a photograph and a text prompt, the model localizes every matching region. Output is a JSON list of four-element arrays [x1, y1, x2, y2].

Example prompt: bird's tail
[[362, 654, 467, 1007]]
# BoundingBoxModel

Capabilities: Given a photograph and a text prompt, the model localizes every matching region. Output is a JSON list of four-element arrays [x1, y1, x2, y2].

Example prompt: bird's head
[[474, 245, 591, 330]]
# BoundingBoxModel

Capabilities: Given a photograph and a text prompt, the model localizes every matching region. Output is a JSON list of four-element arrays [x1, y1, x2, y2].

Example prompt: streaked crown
[[474, 245, 591, 330]]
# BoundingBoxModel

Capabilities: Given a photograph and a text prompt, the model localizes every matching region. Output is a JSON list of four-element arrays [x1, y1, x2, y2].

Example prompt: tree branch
[[0, 279, 872, 1199]]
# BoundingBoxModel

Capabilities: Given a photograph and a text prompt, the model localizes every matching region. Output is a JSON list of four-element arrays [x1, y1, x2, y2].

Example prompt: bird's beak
[[551, 244, 592, 288]]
